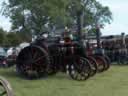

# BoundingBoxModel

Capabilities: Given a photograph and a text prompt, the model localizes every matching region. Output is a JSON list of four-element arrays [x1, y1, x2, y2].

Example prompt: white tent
[[19, 42, 30, 49]]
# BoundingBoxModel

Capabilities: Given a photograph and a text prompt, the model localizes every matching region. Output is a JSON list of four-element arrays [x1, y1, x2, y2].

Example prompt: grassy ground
[[0, 65, 128, 96]]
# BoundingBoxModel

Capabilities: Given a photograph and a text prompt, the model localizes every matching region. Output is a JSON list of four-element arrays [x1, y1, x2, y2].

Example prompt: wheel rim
[[103, 56, 110, 70], [0, 77, 14, 96], [0, 83, 7, 96], [68, 56, 91, 81], [47, 56, 58, 75], [87, 56, 97, 76], [16, 46, 49, 79], [95, 56, 105, 72]]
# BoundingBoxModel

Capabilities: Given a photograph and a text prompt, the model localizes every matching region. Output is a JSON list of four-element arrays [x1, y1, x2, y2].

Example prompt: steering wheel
[[0, 77, 14, 96]]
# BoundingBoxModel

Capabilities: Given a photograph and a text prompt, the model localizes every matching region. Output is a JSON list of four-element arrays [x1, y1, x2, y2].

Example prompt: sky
[[97, 0, 128, 35], [0, 0, 128, 36]]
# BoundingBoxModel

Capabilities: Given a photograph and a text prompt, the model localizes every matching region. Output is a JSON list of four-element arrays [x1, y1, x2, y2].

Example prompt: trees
[[2, 0, 69, 34], [1, 0, 112, 36], [5, 32, 22, 47], [0, 28, 6, 46], [0, 28, 23, 47]]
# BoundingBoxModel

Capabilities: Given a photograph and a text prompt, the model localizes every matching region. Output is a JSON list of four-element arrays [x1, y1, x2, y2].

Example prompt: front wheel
[[68, 56, 91, 81]]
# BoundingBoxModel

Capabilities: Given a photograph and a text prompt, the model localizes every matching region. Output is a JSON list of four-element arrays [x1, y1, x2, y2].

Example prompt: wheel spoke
[[69, 57, 91, 81], [30, 46, 35, 59], [16, 46, 49, 79], [33, 51, 38, 60], [34, 55, 46, 63]]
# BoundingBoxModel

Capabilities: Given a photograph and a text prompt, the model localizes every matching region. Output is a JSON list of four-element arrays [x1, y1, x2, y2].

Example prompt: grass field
[[1, 65, 128, 96]]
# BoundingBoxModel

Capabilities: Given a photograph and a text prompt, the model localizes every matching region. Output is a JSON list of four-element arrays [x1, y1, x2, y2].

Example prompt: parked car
[[6, 47, 18, 67], [0, 47, 7, 67]]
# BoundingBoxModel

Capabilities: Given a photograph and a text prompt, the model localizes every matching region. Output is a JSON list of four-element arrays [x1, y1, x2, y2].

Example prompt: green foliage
[[0, 28, 26, 47], [0, 28, 6, 46], [16, 31, 32, 42], [5, 32, 21, 47], [1, 0, 112, 36]]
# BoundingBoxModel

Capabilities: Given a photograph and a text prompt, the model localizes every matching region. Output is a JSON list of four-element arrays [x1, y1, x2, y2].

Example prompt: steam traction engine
[[16, 33, 92, 81]]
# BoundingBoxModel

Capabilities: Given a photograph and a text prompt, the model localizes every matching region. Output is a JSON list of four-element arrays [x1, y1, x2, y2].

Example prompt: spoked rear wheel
[[47, 56, 58, 75], [0, 77, 14, 96], [103, 55, 111, 70], [16, 45, 49, 79], [93, 56, 106, 72], [68, 56, 91, 81], [86, 56, 98, 76]]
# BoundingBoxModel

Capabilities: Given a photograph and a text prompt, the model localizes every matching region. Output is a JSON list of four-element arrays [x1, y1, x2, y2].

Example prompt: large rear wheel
[[86, 56, 98, 76], [103, 55, 111, 70], [93, 56, 106, 72], [47, 56, 58, 75], [16, 45, 49, 79]]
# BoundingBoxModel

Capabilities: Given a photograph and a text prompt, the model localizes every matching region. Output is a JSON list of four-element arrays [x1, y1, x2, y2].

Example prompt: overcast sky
[[0, 0, 128, 36]]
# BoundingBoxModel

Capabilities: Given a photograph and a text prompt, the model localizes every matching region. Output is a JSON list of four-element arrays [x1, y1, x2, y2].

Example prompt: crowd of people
[[102, 37, 128, 64]]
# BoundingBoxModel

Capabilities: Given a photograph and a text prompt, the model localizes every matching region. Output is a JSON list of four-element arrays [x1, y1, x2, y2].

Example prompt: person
[[34, 32, 49, 51], [7, 48, 13, 57], [62, 27, 73, 44]]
